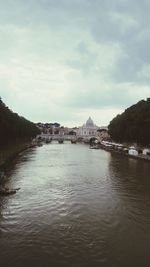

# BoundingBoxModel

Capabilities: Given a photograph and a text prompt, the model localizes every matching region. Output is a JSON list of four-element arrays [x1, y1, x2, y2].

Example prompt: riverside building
[[76, 117, 99, 137], [76, 117, 109, 141]]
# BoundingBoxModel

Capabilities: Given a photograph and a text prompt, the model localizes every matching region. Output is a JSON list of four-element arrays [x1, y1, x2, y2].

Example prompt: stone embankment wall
[[99, 144, 150, 162], [0, 141, 30, 168]]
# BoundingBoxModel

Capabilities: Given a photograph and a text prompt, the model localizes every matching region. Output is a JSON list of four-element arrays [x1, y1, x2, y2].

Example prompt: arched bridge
[[37, 134, 77, 141]]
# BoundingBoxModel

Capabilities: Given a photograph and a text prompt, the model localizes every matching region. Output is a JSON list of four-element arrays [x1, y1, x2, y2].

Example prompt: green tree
[[108, 98, 150, 145], [0, 97, 40, 145]]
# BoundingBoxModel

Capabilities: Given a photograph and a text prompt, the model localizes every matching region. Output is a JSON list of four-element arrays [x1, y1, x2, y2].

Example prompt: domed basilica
[[77, 117, 99, 137]]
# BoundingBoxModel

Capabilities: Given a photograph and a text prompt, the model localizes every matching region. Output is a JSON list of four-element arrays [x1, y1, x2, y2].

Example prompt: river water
[[0, 143, 150, 267]]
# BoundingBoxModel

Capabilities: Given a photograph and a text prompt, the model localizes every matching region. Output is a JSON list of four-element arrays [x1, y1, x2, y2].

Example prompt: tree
[[108, 98, 150, 145], [0, 97, 40, 145]]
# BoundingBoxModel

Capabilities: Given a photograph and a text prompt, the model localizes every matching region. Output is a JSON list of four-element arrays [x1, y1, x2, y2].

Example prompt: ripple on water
[[0, 144, 150, 267]]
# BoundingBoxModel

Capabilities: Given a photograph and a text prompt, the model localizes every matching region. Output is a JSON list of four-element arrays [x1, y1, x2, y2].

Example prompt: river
[[0, 142, 150, 267]]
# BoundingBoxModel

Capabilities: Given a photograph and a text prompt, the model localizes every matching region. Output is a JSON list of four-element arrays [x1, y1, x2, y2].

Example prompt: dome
[[86, 117, 94, 127]]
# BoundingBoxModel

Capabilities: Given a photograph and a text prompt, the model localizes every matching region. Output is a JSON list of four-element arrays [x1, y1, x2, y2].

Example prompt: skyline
[[0, 0, 150, 127]]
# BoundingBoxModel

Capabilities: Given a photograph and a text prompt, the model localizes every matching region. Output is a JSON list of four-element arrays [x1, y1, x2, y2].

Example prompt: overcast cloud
[[0, 0, 149, 126]]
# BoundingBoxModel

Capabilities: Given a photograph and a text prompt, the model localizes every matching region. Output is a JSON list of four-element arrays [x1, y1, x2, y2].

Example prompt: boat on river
[[37, 142, 43, 147], [90, 145, 100, 149], [45, 139, 52, 144], [71, 139, 77, 144], [58, 139, 64, 144], [0, 187, 20, 196]]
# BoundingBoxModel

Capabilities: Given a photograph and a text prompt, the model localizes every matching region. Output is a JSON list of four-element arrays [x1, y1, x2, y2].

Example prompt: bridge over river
[[37, 133, 100, 142]]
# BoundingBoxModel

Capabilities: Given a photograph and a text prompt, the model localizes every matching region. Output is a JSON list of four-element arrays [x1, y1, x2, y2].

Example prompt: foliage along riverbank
[[0, 139, 33, 186], [0, 140, 31, 168], [108, 98, 150, 146], [0, 97, 40, 146], [0, 97, 40, 173]]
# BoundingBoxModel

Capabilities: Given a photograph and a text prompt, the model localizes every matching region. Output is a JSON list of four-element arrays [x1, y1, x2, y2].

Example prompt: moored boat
[[58, 139, 64, 144], [0, 187, 20, 196], [71, 139, 76, 144], [45, 139, 52, 144], [37, 142, 43, 147], [90, 145, 100, 149]]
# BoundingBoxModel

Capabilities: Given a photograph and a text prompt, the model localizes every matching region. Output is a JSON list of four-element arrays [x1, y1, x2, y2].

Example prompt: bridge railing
[[37, 133, 102, 142], [37, 134, 77, 141]]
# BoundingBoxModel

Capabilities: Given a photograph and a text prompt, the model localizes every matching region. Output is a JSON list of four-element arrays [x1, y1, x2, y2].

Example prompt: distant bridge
[[37, 134, 100, 143], [37, 134, 77, 141]]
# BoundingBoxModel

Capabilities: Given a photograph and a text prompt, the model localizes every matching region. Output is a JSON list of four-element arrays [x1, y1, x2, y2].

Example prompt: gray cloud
[[65, 82, 149, 110], [0, 0, 150, 126]]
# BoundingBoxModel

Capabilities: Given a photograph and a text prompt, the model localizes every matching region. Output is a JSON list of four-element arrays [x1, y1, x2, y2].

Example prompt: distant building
[[36, 119, 109, 141], [97, 128, 110, 141], [36, 122, 61, 134], [76, 117, 98, 137], [76, 117, 109, 140]]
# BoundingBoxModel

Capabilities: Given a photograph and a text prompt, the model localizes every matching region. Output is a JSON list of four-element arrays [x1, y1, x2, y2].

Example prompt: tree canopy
[[0, 98, 40, 145], [108, 98, 150, 146]]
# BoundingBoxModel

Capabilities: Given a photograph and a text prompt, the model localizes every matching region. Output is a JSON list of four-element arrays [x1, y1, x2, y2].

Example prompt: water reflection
[[0, 143, 150, 267], [108, 153, 150, 267]]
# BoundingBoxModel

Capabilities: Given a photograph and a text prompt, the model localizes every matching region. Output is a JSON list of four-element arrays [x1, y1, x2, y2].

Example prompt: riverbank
[[0, 140, 32, 170], [99, 144, 150, 162]]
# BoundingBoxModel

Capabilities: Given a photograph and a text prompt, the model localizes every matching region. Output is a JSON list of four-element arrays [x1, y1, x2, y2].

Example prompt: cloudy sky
[[0, 0, 150, 126]]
